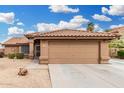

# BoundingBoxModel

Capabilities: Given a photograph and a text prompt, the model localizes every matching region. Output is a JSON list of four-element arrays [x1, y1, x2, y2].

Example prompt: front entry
[[35, 45, 40, 58], [34, 39, 40, 59]]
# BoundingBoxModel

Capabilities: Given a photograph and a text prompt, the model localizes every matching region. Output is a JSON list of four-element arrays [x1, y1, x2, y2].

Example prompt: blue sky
[[0, 5, 124, 42]]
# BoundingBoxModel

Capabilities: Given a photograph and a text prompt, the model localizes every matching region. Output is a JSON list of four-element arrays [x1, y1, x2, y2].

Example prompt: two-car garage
[[48, 40, 99, 64]]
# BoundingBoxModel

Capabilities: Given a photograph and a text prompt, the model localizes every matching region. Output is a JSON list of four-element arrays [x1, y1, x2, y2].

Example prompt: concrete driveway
[[49, 59, 124, 88]]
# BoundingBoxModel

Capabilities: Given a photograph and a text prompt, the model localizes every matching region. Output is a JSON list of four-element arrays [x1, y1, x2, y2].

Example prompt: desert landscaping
[[0, 58, 51, 88]]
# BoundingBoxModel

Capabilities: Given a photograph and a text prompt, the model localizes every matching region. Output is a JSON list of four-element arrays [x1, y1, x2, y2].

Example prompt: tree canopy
[[109, 39, 124, 48], [87, 22, 94, 32]]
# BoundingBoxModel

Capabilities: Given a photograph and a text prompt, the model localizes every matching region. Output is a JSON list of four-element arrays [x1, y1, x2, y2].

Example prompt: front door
[[35, 45, 40, 58]]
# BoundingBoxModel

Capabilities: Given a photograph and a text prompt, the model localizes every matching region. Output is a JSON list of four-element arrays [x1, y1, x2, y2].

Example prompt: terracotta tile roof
[[25, 29, 120, 40], [110, 26, 124, 34], [40, 29, 120, 37], [3, 37, 29, 45], [24, 32, 41, 38]]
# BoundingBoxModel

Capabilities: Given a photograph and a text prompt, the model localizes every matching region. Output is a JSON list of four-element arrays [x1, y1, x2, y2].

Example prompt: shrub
[[16, 53, 24, 59], [117, 50, 124, 59], [8, 53, 24, 59], [0, 52, 4, 58], [8, 53, 15, 59], [109, 39, 124, 48]]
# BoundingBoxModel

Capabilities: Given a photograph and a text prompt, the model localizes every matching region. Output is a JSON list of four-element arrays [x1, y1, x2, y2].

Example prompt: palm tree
[[87, 22, 94, 32]]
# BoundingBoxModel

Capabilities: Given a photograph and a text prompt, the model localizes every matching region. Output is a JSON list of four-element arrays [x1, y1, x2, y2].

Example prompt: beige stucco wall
[[4, 46, 19, 55], [39, 40, 110, 64], [39, 40, 48, 64], [0, 48, 4, 53], [100, 41, 110, 64], [29, 39, 34, 59]]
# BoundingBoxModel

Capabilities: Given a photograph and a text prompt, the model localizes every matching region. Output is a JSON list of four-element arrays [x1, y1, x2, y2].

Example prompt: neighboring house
[[110, 26, 124, 39], [108, 26, 124, 57], [24, 29, 120, 64], [2, 37, 29, 56], [0, 48, 4, 53]]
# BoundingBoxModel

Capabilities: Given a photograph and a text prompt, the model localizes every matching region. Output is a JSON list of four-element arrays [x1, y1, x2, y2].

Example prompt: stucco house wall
[[4, 46, 19, 55], [2, 37, 29, 56], [39, 39, 110, 64], [100, 41, 110, 64]]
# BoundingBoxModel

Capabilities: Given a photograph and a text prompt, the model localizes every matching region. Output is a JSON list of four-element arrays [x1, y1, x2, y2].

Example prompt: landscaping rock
[[18, 68, 28, 76]]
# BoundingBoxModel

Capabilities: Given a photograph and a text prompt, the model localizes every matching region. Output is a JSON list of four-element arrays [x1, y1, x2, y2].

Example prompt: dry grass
[[0, 58, 51, 88]]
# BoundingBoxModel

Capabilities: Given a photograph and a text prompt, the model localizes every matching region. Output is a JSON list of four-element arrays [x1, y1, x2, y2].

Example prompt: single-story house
[[23, 29, 120, 64], [109, 26, 124, 39], [2, 37, 29, 56]]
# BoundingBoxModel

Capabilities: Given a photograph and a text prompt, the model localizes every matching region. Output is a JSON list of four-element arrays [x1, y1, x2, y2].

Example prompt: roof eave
[[33, 36, 119, 40], [2, 43, 29, 46], [24, 34, 33, 39]]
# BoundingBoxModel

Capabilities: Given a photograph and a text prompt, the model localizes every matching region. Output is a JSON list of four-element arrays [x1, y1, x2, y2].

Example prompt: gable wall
[[4, 46, 19, 55]]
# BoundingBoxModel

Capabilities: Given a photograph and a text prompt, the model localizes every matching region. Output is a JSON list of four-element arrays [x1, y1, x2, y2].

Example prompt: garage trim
[[98, 41, 101, 64]]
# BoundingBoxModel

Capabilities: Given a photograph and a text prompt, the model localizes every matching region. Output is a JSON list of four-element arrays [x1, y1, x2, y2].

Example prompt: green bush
[[109, 39, 124, 48], [16, 53, 24, 59], [8, 53, 15, 59], [8, 53, 24, 59], [117, 50, 124, 59]]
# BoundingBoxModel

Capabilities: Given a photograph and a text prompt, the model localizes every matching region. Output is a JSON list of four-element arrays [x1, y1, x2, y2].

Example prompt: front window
[[21, 45, 29, 54]]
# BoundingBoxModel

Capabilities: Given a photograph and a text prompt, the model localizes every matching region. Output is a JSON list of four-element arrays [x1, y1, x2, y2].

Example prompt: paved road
[[49, 59, 124, 88]]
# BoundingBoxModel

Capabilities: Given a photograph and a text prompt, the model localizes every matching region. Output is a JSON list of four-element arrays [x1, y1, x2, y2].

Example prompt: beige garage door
[[48, 40, 99, 64]]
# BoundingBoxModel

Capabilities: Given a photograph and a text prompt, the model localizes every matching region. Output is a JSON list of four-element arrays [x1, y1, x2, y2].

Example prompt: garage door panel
[[51, 44, 97, 48], [50, 41, 97, 45], [49, 58, 98, 64], [50, 52, 98, 58], [48, 40, 98, 64], [51, 47, 98, 53]]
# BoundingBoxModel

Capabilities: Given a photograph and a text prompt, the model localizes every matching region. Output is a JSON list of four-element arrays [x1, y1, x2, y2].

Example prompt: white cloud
[[110, 24, 124, 29], [37, 23, 58, 32], [25, 30, 35, 34], [49, 5, 79, 13], [92, 14, 112, 21], [77, 28, 86, 30], [94, 24, 103, 32], [102, 5, 124, 16], [17, 22, 24, 26], [8, 26, 24, 35], [37, 15, 90, 32], [102, 7, 108, 14], [70, 15, 89, 24], [0, 12, 15, 24]]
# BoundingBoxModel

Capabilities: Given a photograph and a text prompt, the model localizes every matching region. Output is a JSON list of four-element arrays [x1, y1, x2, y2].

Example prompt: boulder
[[18, 68, 28, 76]]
